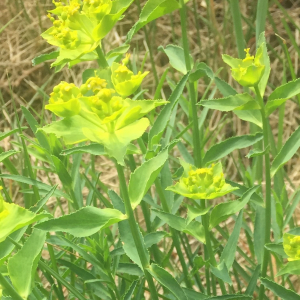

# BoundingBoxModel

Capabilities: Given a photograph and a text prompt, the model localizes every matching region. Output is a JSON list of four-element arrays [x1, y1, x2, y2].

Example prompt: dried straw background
[[1, 0, 300, 297]]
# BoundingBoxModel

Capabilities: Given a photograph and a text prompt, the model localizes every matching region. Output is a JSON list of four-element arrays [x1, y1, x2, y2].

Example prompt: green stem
[[155, 179, 192, 288], [254, 85, 272, 300], [96, 45, 109, 69], [179, 0, 202, 168], [115, 163, 159, 300], [202, 211, 227, 294], [135, 0, 159, 86]]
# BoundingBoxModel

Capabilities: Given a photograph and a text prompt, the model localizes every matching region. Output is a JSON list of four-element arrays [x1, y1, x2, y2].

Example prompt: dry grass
[[1, 0, 300, 297]]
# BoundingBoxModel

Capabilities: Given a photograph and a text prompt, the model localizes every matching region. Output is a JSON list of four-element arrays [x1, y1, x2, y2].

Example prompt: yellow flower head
[[222, 44, 265, 87], [166, 161, 238, 200], [283, 233, 300, 261], [111, 54, 149, 97], [46, 81, 81, 118], [42, 0, 133, 68]]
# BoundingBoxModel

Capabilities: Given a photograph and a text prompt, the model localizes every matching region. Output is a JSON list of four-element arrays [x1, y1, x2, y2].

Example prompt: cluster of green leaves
[[1, 0, 300, 300]]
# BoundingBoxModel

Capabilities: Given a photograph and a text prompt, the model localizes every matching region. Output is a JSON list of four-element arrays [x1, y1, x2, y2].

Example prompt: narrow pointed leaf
[[8, 229, 46, 299], [220, 210, 243, 269], [148, 73, 189, 149], [129, 141, 177, 209], [203, 133, 263, 165], [35, 207, 126, 237], [260, 278, 300, 300], [209, 186, 258, 229], [271, 125, 300, 177], [147, 263, 188, 300]]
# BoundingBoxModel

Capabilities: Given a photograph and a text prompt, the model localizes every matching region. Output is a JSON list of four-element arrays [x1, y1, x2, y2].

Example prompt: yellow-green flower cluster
[[283, 233, 300, 261], [111, 54, 149, 97], [46, 81, 81, 118], [42, 0, 133, 66], [166, 161, 238, 200], [222, 45, 265, 87], [42, 65, 165, 164]]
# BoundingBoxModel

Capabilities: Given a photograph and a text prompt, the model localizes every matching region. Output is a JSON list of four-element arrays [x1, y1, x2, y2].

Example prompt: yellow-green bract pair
[[42, 58, 164, 165], [167, 161, 238, 200], [222, 46, 265, 87], [42, 0, 133, 67]]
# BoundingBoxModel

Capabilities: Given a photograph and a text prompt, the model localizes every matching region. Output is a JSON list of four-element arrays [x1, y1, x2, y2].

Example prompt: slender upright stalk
[[135, 0, 159, 86], [254, 86, 272, 300], [96, 45, 109, 69], [116, 164, 159, 300], [179, 0, 202, 168], [155, 179, 192, 288]]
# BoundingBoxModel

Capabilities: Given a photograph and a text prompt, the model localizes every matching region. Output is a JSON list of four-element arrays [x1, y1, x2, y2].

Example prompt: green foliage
[[7, 230, 46, 299], [2, 1, 300, 299]]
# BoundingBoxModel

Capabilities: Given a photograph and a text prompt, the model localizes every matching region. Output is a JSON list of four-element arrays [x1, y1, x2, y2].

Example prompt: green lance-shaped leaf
[[257, 32, 271, 97], [268, 78, 300, 101], [148, 73, 189, 150], [147, 263, 188, 300], [245, 265, 261, 296], [254, 205, 265, 264], [271, 125, 300, 177], [199, 93, 255, 111], [277, 260, 300, 277], [0, 191, 49, 243], [35, 207, 126, 237], [203, 133, 263, 165], [0, 128, 26, 142], [32, 51, 59, 66], [7, 229, 46, 299], [152, 209, 205, 243], [209, 186, 258, 229], [126, 0, 187, 42], [260, 278, 300, 300], [118, 220, 149, 270], [233, 109, 262, 128], [266, 78, 300, 116], [158, 44, 193, 74], [220, 210, 243, 270], [129, 140, 177, 209], [0, 150, 20, 163], [0, 228, 27, 266], [210, 261, 232, 285]]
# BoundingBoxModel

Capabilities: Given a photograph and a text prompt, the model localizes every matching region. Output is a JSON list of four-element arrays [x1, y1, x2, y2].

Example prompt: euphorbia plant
[[2, 1, 300, 299]]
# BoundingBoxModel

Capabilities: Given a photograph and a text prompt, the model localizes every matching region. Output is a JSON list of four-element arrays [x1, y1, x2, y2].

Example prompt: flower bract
[[166, 161, 238, 200], [222, 45, 265, 87], [283, 233, 300, 261], [111, 54, 149, 97]]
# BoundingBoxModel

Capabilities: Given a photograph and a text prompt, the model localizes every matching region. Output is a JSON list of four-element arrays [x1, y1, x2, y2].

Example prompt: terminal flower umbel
[[42, 0, 133, 67], [283, 233, 300, 261], [166, 161, 238, 200], [41, 75, 166, 164], [222, 45, 265, 87]]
